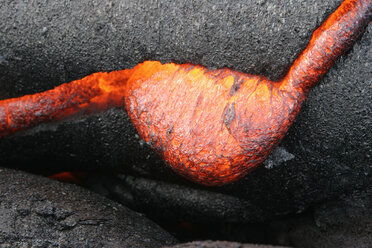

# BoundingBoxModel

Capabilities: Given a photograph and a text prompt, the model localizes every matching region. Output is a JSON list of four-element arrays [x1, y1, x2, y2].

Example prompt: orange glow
[[0, 0, 370, 185], [48, 171, 86, 185]]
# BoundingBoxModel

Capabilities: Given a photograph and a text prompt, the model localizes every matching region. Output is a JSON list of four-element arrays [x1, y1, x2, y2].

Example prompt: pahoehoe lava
[[0, 0, 371, 185]]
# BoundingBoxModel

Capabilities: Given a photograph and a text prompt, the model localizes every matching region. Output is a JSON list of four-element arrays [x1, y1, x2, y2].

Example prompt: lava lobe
[[0, 0, 370, 185]]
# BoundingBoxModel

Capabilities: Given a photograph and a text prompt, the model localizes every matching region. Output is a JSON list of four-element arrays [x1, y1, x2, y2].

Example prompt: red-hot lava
[[48, 171, 86, 185], [0, 0, 370, 185]]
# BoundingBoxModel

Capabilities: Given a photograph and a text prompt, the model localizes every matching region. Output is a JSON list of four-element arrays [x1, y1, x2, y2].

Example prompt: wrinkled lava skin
[[124, 62, 297, 185], [0, 0, 371, 185]]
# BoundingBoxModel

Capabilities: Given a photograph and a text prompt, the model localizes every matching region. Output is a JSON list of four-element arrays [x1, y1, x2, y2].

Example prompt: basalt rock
[[289, 188, 372, 248], [0, 0, 370, 222], [164, 241, 291, 248], [0, 167, 177, 248]]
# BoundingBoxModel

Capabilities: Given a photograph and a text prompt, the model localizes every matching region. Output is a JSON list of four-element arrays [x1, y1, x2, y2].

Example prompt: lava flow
[[0, 0, 371, 185]]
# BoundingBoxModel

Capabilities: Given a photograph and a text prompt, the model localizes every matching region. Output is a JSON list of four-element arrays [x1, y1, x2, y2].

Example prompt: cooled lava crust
[[0, 0, 371, 185]]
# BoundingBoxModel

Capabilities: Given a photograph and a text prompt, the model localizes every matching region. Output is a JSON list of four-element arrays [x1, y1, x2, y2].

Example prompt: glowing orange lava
[[48, 171, 86, 185], [0, 0, 370, 185]]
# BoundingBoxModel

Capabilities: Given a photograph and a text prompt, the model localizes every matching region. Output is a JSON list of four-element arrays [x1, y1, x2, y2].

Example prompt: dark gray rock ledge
[[0, 167, 178, 248], [164, 240, 290, 248]]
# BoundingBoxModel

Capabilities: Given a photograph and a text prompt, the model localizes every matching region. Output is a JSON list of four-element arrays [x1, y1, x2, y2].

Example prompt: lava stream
[[0, 0, 371, 185]]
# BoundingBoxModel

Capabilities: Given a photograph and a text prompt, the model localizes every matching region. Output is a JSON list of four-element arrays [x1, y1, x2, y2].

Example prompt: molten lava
[[48, 171, 86, 185], [0, 0, 370, 185]]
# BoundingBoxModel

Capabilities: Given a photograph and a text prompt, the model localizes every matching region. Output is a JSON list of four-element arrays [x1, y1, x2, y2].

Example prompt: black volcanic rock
[[1, 0, 344, 96], [0, 167, 177, 247], [0, 0, 371, 222], [164, 241, 291, 248], [289, 188, 372, 248]]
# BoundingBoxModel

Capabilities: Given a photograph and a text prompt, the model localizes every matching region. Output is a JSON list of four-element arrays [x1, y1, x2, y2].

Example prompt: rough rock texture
[[164, 241, 290, 248], [0, 0, 371, 222], [0, 0, 345, 97], [0, 167, 177, 248], [289, 188, 372, 248]]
